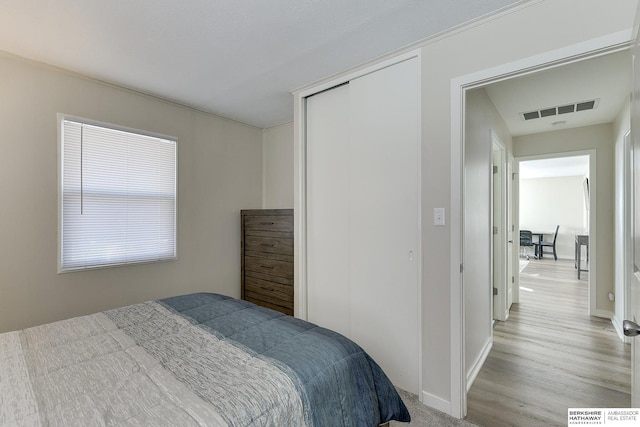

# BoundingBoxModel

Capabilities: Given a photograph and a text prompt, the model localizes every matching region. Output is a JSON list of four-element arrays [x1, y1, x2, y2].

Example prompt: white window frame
[[58, 114, 177, 272]]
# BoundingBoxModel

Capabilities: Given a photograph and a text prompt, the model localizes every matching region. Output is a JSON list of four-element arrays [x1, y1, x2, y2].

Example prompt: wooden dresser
[[241, 209, 294, 315]]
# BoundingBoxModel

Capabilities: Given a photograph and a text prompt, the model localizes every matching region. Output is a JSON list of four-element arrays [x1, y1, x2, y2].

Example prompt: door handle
[[623, 320, 640, 336]]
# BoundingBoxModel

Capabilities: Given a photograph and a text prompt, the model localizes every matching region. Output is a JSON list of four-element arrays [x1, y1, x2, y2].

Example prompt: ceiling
[[0, 0, 524, 129], [484, 49, 631, 136], [485, 49, 630, 178]]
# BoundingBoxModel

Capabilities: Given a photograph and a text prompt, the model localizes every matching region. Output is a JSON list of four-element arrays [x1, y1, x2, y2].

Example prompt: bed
[[0, 292, 410, 426]]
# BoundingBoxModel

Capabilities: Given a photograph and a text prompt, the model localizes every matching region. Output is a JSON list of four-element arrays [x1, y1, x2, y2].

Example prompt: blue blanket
[[160, 292, 411, 426]]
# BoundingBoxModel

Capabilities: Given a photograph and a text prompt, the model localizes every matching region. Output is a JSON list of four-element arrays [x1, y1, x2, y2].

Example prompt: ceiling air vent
[[576, 100, 596, 111], [540, 107, 556, 118], [557, 104, 575, 114], [521, 98, 599, 121]]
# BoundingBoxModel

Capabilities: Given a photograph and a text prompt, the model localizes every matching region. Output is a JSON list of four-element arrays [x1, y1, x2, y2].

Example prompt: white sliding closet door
[[306, 84, 352, 338], [306, 57, 420, 394], [350, 58, 420, 392]]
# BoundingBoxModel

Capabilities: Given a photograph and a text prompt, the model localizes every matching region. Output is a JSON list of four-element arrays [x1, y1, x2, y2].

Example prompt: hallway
[[465, 259, 630, 427]]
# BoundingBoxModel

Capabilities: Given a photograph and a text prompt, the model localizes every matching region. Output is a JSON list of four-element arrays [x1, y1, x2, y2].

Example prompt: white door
[[626, 4, 640, 405], [348, 58, 420, 394], [305, 57, 420, 394], [492, 146, 502, 321], [306, 84, 351, 338]]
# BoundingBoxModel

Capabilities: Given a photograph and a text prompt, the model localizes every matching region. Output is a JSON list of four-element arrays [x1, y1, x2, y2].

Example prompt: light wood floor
[[465, 258, 630, 427]]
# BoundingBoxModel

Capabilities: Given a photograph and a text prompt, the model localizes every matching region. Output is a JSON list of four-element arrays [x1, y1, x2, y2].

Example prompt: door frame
[[631, 7, 640, 403], [507, 152, 516, 310], [449, 30, 633, 418], [492, 132, 508, 322], [512, 155, 521, 305], [616, 130, 633, 342]]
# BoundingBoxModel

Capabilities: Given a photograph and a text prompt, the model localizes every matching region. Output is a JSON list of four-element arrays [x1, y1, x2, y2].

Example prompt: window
[[60, 116, 177, 271]]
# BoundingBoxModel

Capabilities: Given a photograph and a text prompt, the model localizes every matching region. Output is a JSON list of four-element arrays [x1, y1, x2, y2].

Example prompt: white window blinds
[[60, 118, 177, 271]]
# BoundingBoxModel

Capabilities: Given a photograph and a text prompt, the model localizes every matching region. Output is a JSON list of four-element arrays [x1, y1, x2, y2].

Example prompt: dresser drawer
[[244, 278, 293, 307], [244, 268, 293, 286], [244, 235, 293, 256], [243, 214, 293, 232], [244, 256, 293, 279], [244, 250, 293, 263]]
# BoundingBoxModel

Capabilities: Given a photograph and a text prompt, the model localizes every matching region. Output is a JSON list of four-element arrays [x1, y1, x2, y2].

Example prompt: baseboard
[[612, 313, 632, 344], [594, 309, 613, 320], [466, 337, 493, 392], [421, 390, 452, 415], [594, 310, 629, 343]]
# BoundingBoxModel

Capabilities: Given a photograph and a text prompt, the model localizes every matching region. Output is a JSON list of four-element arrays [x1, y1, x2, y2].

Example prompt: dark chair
[[519, 230, 534, 260], [536, 225, 559, 260]]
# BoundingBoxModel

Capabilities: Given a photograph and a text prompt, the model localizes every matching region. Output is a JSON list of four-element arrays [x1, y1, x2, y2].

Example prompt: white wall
[[415, 1, 636, 409], [0, 52, 263, 333], [463, 88, 513, 387], [263, 122, 294, 208], [520, 175, 587, 260]]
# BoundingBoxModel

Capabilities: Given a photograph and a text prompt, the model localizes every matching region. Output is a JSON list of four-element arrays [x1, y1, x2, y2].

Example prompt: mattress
[[0, 292, 410, 426]]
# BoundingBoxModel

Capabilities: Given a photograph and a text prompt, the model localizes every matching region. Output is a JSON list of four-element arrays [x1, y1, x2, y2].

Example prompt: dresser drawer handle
[[260, 243, 275, 247], [260, 221, 275, 225], [260, 265, 274, 269]]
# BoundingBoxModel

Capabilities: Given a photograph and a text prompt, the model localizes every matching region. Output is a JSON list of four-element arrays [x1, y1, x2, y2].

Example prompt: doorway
[[517, 153, 594, 313], [451, 35, 632, 418]]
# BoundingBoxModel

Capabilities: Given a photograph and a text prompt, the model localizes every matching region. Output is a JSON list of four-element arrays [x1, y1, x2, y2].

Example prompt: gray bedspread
[[0, 292, 409, 426]]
